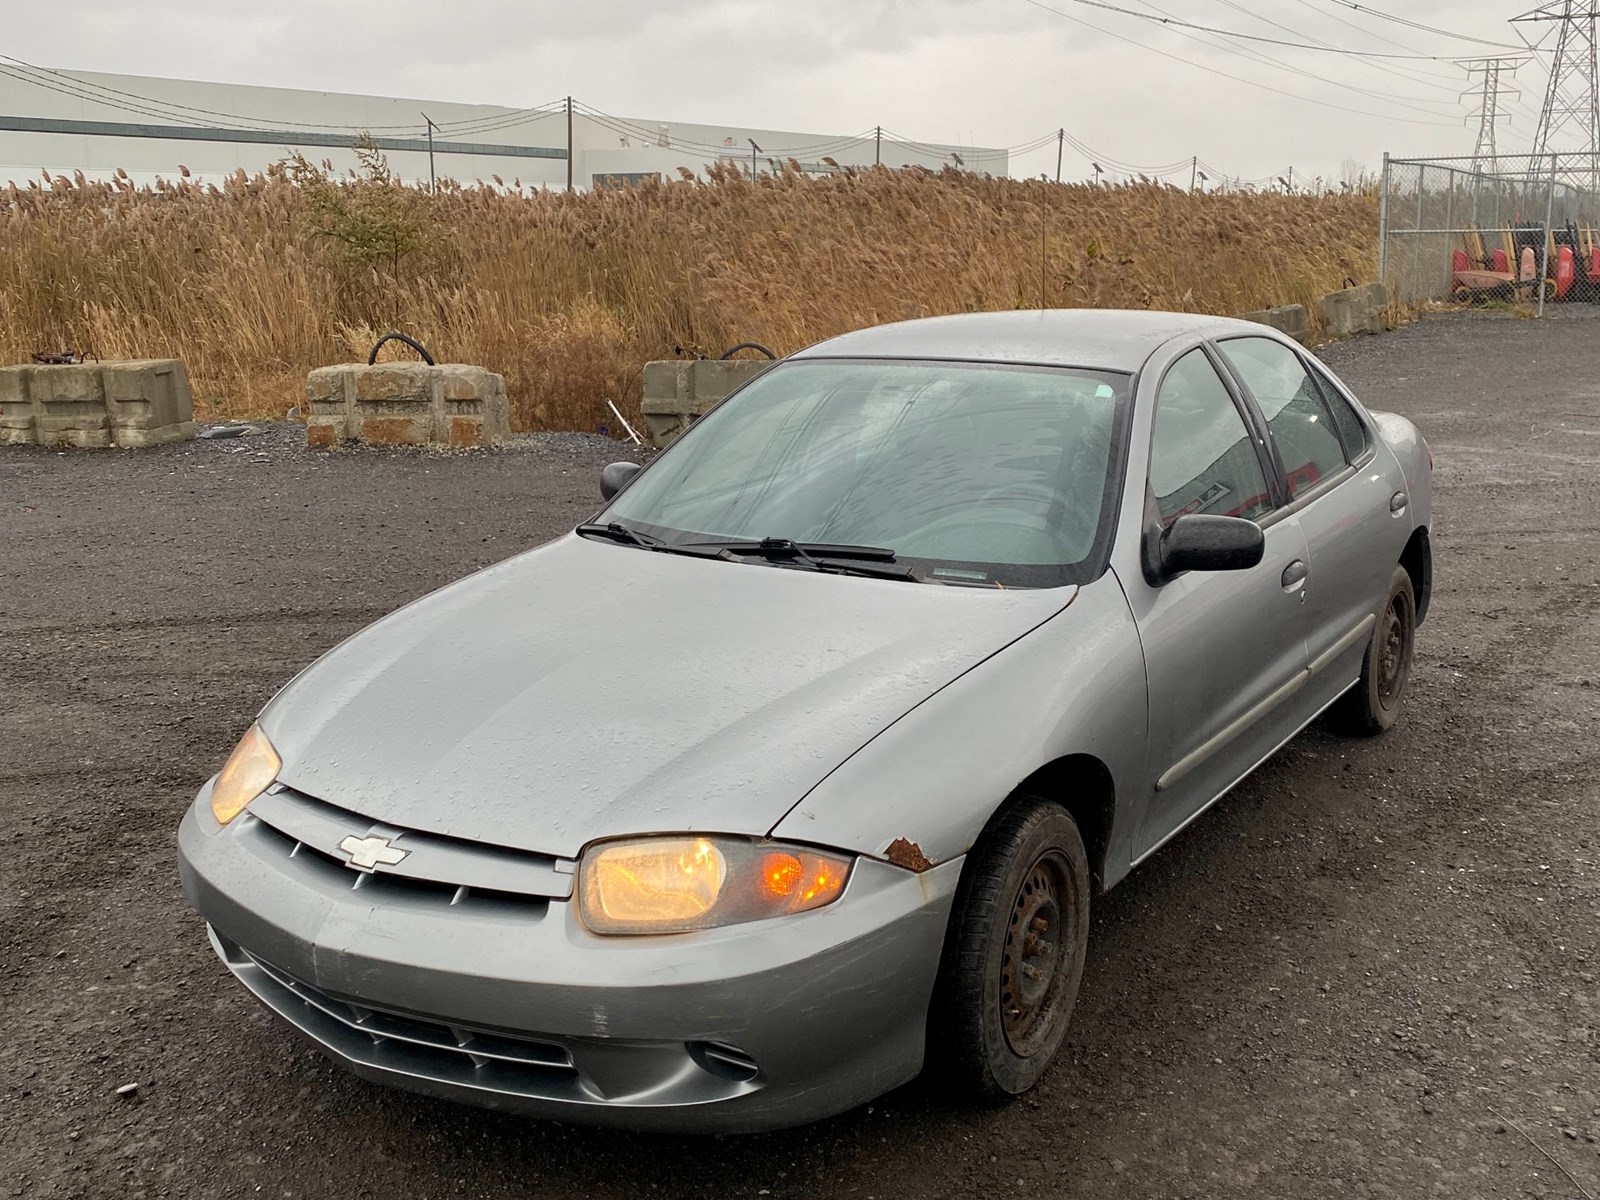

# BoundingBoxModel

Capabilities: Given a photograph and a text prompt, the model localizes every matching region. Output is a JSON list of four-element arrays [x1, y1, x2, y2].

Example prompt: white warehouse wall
[[0, 67, 1007, 189]]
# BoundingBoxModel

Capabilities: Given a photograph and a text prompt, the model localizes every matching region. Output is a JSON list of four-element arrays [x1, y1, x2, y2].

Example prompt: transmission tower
[[1461, 56, 1528, 173], [1513, 2, 1599, 184]]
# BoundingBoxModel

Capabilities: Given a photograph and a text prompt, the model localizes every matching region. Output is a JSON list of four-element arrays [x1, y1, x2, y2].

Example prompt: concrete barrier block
[[691, 359, 770, 404], [304, 362, 509, 448], [640, 357, 773, 447], [1321, 283, 1388, 338], [642, 360, 691, 406], [0, 360, 197, 447], [0, 369, 32, 445], [306, 417, 345, 449], [1238, 305, 1308, 344]]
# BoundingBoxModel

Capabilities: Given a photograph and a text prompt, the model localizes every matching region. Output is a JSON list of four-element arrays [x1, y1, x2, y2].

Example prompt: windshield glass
[[602, 358, 1131, 587]]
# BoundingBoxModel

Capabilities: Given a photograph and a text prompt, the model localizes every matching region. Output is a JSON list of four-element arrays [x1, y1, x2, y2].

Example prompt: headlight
[[210, 723, 281, 825], [579, 835, 853, 935]]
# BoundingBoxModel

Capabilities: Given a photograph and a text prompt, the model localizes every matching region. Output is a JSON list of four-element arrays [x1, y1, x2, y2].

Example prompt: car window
[[1305, 360, 1370, 463], [603, 359, 1131, 588], [1149, 349, 1272, 525], [1216, 336, 1348, 499]]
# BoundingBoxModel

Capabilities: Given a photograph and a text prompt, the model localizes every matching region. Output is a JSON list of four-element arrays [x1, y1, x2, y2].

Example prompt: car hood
[[261, 535, 1073, 857]]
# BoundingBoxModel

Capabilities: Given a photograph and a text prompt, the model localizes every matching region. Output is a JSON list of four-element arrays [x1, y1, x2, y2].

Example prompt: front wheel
[[1332, 565, 1416, 735], [928, 798, 1090, 1100]]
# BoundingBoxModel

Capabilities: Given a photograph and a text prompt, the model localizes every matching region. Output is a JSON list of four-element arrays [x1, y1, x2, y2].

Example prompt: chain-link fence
[[1379, 151, 1600, 314]]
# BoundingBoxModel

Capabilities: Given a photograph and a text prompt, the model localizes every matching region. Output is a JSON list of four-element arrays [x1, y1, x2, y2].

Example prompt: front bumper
[[177, 794, 961, 1133]]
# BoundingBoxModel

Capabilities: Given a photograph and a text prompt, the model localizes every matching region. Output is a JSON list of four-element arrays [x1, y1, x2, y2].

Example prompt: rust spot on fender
[[884, 838, 934, 873]]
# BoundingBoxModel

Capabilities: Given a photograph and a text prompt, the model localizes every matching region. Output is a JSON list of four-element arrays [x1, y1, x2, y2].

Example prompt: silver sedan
[[178, 309, 1431, 1132]]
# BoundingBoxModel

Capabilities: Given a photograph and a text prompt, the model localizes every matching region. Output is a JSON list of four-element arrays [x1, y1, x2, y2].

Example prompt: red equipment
[[1555, 246, 1576, 300]]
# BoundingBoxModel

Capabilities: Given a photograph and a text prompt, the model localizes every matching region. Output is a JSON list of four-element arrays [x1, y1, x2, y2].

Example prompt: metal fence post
[[1538, 152, 1555, 319], [1411, 163, 1426, 302], [1378, 152, 1390, 287], [1443, 166, 1454, 295]]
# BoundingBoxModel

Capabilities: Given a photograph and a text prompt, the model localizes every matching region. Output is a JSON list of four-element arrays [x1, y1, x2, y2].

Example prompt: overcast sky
[[5, 0, 1568, 185]]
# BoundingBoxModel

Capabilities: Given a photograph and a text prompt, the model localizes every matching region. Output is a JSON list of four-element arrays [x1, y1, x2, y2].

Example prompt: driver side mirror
[[600, 461, 643, 501], [1146, 514, 1264, 584]]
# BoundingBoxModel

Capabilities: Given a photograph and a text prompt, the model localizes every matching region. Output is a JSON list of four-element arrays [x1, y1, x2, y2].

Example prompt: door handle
[[1281, 560, 1308, 591]]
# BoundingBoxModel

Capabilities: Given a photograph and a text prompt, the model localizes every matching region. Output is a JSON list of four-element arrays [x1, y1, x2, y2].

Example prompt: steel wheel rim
[[1000, 849, 1074, 1058], [1376, 593, 1412, 708]]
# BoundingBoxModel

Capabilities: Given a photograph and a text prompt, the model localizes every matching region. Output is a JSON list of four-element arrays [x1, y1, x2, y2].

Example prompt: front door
[[1119, 347, 1311, 861]]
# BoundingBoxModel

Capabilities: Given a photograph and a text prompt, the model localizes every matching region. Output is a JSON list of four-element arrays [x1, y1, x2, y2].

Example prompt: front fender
[[770, 575, 1149, 889]]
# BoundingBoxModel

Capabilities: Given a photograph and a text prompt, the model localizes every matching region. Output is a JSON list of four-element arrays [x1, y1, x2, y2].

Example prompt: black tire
[[1332, 565, 1416, 736], [928, 798, 1090, 1100]]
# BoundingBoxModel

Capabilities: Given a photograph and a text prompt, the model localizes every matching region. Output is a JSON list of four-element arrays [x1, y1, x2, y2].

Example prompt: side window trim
[[1301, 355, 1376, 468], [1145, 342, 1280, 526], [1211, 334, 1358, 509], [1197, 340, 1291, 512]]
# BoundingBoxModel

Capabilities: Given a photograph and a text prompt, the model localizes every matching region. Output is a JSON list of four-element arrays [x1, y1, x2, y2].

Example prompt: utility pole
[[748, 138, 761, 179], [421, 113, 437, 193], [875, 125, 882, 166], [1055, 128, 1064, 183], [1189, 155, 1197, 191], [1091, 161, 1103, 186], [1513, 2, 1600, 190], [565, 96, 573, 192], [1461, 56, 1528, 174]]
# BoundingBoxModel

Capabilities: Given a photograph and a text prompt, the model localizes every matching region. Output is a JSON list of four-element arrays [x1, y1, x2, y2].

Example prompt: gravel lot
[[2, 310, 1597, 1199]]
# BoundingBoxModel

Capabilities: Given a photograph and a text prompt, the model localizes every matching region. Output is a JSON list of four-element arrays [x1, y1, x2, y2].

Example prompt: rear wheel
[[928, 798, 1090, 1100], [1332, 566, 1416, 736]]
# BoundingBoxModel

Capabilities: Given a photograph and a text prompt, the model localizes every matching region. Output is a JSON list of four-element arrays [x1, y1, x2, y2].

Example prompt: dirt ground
[[2, 310, 1597, 1200]]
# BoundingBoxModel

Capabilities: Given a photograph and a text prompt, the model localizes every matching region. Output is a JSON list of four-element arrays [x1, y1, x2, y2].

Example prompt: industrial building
[[0, 64, 1007, 189]]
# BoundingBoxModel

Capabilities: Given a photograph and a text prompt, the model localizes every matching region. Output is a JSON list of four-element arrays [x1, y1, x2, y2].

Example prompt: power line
[[1020, 0, 1460, 124], [1230, 0, 1481, 88], [1125, 0, 1467, 117], [0, 57, 425, 131], [0, 55, 574, 147], [1020, 0, 1519, 59], [1316, 1, 1541, 50]]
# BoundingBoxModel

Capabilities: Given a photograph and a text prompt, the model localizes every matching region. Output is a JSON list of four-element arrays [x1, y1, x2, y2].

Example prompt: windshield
[[601, 358, 1131, 588]]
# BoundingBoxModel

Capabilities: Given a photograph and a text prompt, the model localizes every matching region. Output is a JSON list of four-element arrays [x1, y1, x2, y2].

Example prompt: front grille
[[235, 949, 590, 1100], [238, 785, 574, 913], [209, 929, 767, 1111]]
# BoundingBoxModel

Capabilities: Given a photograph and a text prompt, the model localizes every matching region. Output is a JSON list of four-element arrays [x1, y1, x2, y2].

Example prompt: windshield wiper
[[579, 528, 927, 579], [575, 521, 663, 548], [577, 522, 730, 559], [703, 537, 932, 583], [683, 537, 898, 562]]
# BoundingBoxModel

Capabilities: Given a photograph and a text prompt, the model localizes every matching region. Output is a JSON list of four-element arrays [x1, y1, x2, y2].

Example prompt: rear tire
[[928, 798, 1090, 1100], [1332, 566, 1416, 736]]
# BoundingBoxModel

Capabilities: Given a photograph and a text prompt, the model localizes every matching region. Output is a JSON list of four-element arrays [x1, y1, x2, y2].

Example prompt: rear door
[[1213, 336, 1402, 710]]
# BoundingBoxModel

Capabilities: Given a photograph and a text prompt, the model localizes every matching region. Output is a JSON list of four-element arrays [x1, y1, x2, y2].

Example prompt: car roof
[[789, 308, 1276, 372]]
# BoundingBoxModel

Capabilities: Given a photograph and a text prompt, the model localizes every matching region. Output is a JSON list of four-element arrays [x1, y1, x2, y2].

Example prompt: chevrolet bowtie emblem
[[337, 834, 410, 873]]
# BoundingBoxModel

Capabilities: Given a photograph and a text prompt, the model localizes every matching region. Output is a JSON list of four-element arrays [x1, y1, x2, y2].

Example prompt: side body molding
[[771, 575, 1151, 891]]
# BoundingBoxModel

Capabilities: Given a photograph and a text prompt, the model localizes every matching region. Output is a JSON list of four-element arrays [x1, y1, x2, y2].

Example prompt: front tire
[[1333, 565, 1416, 735], [928, 798, 1090, 1100]]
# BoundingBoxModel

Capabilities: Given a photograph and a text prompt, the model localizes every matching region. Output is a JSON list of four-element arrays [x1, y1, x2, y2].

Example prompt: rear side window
[[1149, 349, 1273, 525], [1306, 360, 1370, 463], [1217, 336, 1347, 499]]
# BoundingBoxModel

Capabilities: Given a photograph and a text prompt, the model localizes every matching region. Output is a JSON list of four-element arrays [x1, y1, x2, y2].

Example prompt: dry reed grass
[[0, 163, 1376, 430]]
